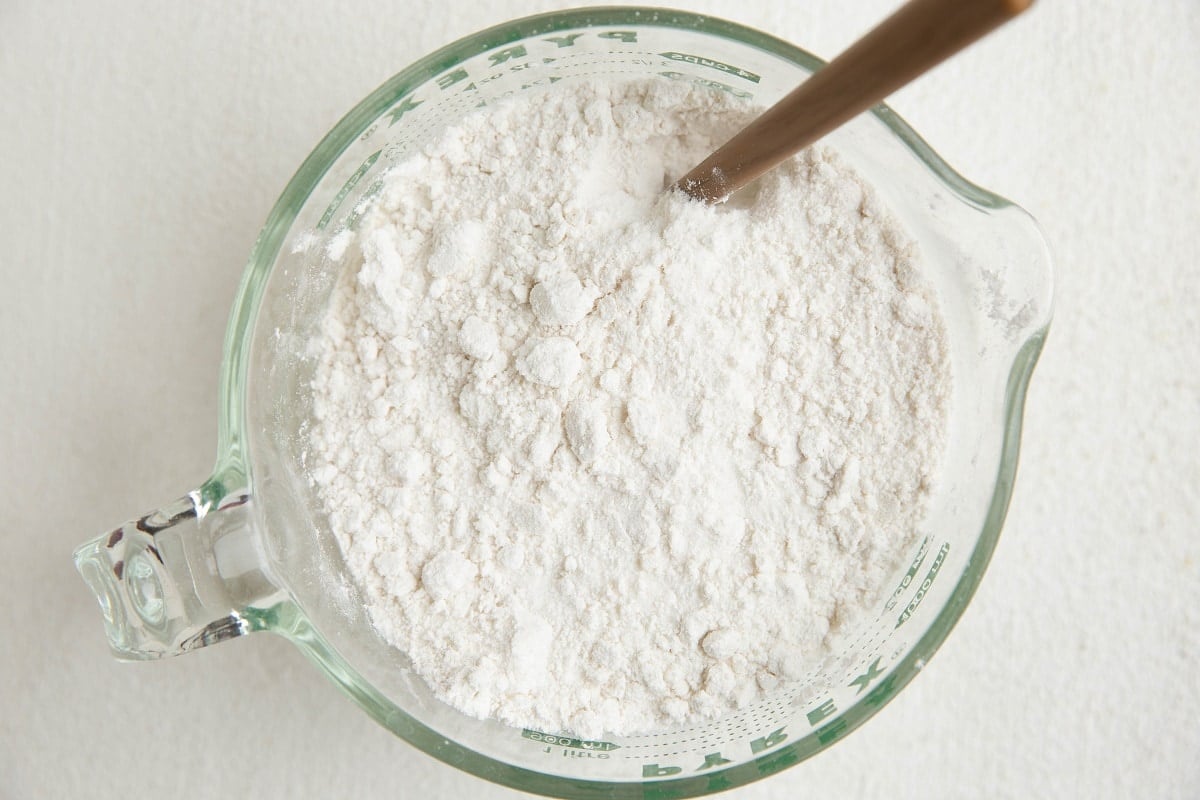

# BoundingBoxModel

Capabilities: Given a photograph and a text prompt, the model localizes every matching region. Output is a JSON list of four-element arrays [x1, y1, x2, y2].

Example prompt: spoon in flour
[[674, 0, 1035, 203]]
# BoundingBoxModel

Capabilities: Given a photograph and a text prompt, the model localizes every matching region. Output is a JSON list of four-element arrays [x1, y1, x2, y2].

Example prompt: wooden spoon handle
[[675, 0, 1034, 202]]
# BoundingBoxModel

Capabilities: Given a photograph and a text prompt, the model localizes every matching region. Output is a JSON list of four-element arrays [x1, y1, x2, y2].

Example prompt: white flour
[[307, 79, 951, 737]]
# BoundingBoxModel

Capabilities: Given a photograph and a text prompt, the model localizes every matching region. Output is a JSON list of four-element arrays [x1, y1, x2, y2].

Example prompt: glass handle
[[74, 479, 281, 660]]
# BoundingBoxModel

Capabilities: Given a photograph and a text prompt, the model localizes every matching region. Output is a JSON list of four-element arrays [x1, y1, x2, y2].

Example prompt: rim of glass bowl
[[210, 7, 1052, 798]]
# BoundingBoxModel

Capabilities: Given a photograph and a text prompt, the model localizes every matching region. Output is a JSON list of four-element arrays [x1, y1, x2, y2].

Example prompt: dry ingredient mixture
[[307, 79, 951, 737]]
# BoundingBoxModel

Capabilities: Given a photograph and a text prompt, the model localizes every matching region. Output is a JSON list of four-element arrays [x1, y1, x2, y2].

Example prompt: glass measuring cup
[[74, 8, 1052, 797]]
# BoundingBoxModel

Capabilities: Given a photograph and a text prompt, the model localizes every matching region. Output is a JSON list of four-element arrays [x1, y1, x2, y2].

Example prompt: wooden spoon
[[674, 0, 1035, 203]]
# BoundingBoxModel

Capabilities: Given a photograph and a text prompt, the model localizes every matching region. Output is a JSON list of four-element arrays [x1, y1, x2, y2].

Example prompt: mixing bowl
[[74, 8, 1052, 797]]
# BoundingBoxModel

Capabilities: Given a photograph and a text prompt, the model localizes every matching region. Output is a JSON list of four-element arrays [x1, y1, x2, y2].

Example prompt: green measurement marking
[[896, 542, 950, 628], [317, 150, 381, 230], [342, 177, 385, 232], [658, 52, 761, 83], [885, 535, 931, 612], [521, 729, 620, 751]]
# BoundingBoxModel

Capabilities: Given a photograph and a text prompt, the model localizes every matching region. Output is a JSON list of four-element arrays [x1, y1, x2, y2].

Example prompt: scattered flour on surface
[[306, 79, 951, 738]]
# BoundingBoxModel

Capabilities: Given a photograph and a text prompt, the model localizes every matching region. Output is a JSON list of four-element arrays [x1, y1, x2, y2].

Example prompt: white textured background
[[2, 1, 1198, 797]]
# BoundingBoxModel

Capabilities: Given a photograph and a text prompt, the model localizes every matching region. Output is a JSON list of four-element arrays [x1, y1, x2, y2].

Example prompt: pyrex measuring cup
[[74, 8, 1052, 798]]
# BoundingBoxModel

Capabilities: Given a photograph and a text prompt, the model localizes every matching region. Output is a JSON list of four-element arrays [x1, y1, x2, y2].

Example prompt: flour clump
[[307, 79, 951, 738]]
